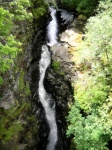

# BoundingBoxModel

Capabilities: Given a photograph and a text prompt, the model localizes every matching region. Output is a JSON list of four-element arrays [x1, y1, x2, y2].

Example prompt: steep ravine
[[0, 2, 83, 150], [30, 6, 83, 150]]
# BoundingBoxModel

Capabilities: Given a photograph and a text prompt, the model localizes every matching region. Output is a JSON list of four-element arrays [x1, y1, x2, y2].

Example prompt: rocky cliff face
[[0, 37, 38, 150], [0, 0, 48, 149]]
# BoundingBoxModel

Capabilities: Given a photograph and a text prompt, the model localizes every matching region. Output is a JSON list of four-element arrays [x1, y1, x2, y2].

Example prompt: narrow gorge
[[0, 0, 83, 149], [1, 0, 112, 150], [31, 5, 77, 150]]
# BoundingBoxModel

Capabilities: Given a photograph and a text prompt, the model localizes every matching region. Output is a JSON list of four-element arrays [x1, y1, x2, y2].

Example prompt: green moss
[[0, 118, 23, 143], [52, 61, 61, 71], [18, 69, 25, 91], [12, 103, 30, 118], [3, 122, 23, 142], [25, 83, 31, 96], [0, 100, 31, 144], [27, 115, 36, 122], [0, 76, 4, 85], [59, 72, 65, 76], [52, 61, 66, 76], [18, 68, 31, 96]]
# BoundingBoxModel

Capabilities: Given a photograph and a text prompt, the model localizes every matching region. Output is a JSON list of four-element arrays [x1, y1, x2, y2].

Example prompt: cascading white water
[[38, 45, 58, 150], [47, 7, 58, 47], [38, 6, 74, 149]]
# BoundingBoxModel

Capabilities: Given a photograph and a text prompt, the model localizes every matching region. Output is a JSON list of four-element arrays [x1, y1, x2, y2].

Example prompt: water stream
[[38, 7, 58, 150], [47, 7, 58, 46]]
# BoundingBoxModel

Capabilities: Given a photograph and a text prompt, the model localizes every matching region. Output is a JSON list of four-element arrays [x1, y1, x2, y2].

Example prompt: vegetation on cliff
[[1, 0, 112, 149], [0, 7, 21, 85], [67, 0, 112, 149], [0, 0, 33, 85], [0, 0, 48, 149]]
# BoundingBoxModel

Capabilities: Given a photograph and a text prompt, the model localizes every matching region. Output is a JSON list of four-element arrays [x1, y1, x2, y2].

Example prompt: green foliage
[[18, 68, 30, 95], [67, 104, 111, 150], [52, 61, 65, 75], [67, 0, 112, 149], [0, 7, 12, 35], [77, 0, 96, 15], [29, 0, 48, 19], [0, 76, 4, 85], [0, 7, 22, 84], [3, 122, 23, 141], [0, 100, 37, 149], [0, 0, 46, 148], [61, 0, 78, 8], [48, 0, 58, 8], [52, 61, 61, 71], [60, 0, 98, 15], [0, 103, 26, 142], [10, 0, 33, 21], [0, 35, 22, 73], [75, 74, 108, 112], [32, 7, 46, 19], [0, 0, 34, 85]]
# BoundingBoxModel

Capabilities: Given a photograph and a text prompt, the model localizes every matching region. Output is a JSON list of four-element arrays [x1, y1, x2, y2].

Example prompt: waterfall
[[38, 7, 58, 150], [47, 7, 58, 47], [38, 45, 58, 150], [36, 6, 73, 150]]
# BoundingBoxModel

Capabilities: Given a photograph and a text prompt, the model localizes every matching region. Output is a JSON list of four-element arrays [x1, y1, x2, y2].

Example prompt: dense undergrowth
[[0, 0, 33, 85], [58, 0, 100, 16], [66, 0, 112, 149]]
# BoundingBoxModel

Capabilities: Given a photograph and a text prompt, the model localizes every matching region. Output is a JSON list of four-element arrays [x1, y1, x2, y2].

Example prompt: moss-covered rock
[[52, 61, 61, 71], [78, 14, 87, 21], [0, 0, 48, 149]]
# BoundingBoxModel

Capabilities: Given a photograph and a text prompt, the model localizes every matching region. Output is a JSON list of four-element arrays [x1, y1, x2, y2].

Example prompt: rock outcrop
[[0, 0, 48, 149]]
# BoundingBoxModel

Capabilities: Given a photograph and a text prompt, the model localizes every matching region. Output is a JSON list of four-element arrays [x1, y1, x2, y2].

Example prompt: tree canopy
[[0, 0, 33, 85], [67, 0, 112, 149], [60, 0, 99, 15]]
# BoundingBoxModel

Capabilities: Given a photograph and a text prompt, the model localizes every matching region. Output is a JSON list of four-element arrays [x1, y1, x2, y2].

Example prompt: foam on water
[[38, 45, 58, 150], [47, 7, 58, 47]]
